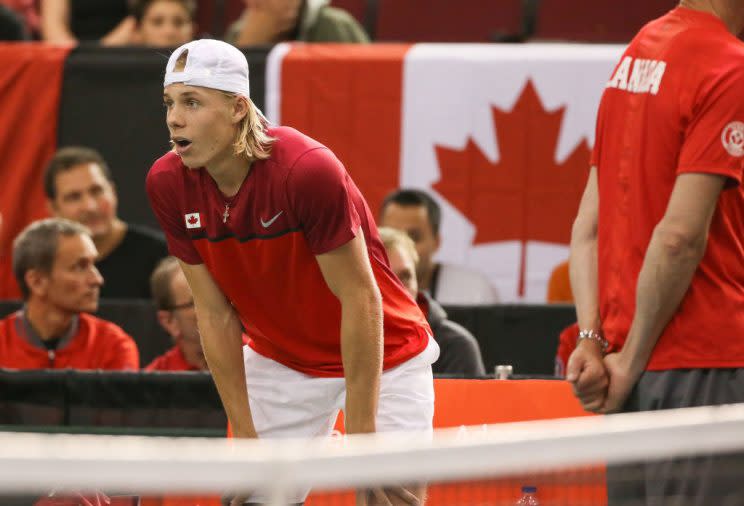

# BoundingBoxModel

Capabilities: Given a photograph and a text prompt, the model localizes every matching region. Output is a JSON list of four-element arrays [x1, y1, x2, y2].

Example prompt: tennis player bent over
[[146, 39, 437, 506]]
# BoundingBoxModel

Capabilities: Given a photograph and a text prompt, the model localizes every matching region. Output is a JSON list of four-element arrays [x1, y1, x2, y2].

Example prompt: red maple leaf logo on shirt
[[187, 215, 198, 225], [432, 80, 591, 297]]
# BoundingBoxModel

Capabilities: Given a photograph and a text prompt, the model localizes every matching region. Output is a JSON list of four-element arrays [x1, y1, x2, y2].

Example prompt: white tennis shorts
[[242, 337, 439, 503], [244, 336, 440, 439]]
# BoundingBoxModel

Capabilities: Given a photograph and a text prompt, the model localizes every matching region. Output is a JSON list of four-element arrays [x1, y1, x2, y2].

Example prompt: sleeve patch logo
[[722, 121, 744, 157]]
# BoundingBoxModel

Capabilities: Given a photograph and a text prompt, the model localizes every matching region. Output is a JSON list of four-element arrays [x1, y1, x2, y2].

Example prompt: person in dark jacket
[[0, 5, 27, 40], [379, 226, 485, 377], [225, 0, 368, 46]]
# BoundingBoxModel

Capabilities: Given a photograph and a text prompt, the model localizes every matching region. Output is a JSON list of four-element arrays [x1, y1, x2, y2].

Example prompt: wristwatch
[[577, 329, 609, 353]]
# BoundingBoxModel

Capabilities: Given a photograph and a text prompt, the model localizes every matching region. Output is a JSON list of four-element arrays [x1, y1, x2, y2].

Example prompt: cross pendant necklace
[[222, 204, 230, 224]]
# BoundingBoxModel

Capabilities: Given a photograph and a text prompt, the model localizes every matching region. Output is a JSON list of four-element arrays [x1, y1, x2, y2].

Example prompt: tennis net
[[2, 403, 744, 505]]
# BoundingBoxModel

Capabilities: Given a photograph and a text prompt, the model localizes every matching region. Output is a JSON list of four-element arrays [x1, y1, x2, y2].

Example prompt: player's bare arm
[[566, 166, 607, 411], [316, 233, 383, 435], [601, 173, 727, 413], [178, 260, 257, 438]]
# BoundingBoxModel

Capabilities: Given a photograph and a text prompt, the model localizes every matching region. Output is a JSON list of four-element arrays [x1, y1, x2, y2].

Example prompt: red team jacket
[[145, 345, 200, 372], [0, 311, 139, 370]]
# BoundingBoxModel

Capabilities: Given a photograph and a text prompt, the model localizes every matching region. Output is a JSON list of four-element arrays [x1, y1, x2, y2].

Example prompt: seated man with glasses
[[146, 256, 207, 371]]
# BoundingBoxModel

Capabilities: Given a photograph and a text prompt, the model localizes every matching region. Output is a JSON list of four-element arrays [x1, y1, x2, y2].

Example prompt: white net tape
[[2, 403, 744, 502]]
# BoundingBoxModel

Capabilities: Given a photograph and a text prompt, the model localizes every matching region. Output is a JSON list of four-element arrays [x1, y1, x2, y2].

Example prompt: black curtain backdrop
[[57, 44, 271, 230], [445, 304, 576, 376], [0, 369, 226, 432]]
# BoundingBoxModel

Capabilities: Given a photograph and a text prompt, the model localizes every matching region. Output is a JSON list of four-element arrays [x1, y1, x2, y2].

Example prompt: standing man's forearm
[[615, 173, 724, 378], [341, 288, 383, 435], [618, 224, 706, 376], [565, 167, 608, 411], [598, 174, 724, 413], [197, 306, 258, 438], [570, 224, 600, 330], [569, 167, 601, 331]]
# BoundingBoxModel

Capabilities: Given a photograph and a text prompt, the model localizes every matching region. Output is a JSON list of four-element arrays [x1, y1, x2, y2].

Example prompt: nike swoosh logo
[[260, 211, 284, 228]]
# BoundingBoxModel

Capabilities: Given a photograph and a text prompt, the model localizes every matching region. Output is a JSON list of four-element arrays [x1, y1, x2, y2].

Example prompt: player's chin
[[179, 152, 204, 169]]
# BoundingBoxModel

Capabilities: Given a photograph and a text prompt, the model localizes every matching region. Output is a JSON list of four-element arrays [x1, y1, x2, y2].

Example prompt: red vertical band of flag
[[280, 44, 409, 216], [0, 43, 70, 299]]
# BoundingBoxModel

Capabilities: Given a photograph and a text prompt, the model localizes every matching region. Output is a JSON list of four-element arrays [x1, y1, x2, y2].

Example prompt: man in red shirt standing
[[567, 1, 744, 504], [146, 256, 207, 371], [0, 218, 138, 370], [147, 39, 437, 505]]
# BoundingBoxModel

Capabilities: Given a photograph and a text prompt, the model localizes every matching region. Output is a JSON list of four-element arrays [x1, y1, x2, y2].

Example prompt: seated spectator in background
[[379, 227, 485, 377], [2, 0, 40, 38], [0, 4, 27, 40], [131, 0, 195, 47], [546, 260, 574, 303], [146, 256, 207, 371], [40, 0, 135, 45], [0, 218, 139, 370], [226, 0, 368, 46], [45, 146, 169, 299], [380, 189, 500, 306]]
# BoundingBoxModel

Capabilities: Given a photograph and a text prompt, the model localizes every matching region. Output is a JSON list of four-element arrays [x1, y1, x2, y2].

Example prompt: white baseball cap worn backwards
[[164, 39, 251, 98]]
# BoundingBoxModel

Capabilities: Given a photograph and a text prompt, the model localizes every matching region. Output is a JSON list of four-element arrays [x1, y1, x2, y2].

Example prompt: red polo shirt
[[0, 311, 139, 370]]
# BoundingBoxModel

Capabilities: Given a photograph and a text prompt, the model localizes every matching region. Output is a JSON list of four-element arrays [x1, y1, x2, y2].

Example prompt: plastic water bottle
[[515, 485, 539, 505]]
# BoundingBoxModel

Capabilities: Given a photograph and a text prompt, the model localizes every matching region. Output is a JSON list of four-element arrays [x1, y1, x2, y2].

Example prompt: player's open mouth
[[171, 137, 193, 155]]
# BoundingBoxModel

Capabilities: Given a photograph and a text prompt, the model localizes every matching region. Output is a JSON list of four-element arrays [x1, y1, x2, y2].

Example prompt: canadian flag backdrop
[[267, 43, 625, 302]]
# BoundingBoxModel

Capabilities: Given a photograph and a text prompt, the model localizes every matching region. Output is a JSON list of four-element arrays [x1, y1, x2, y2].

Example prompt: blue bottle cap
[[522, 486, 538, 494]]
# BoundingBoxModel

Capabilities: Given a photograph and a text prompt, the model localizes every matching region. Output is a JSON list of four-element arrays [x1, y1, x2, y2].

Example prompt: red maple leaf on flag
[[432, 80, 591, 297], [187, 215, 198, 225]]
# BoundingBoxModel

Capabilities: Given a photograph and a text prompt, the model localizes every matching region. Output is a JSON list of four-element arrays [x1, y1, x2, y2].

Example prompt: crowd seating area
[[0, 300, 575, 377], [194, 0, 677, 42]]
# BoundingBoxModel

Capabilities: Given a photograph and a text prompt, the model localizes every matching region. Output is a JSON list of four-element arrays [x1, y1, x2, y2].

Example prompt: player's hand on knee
[[358, 486, 420, 505], [359, 488, 393, 506], [386, 486, 421, 505], [222, 492, 250, 506]]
